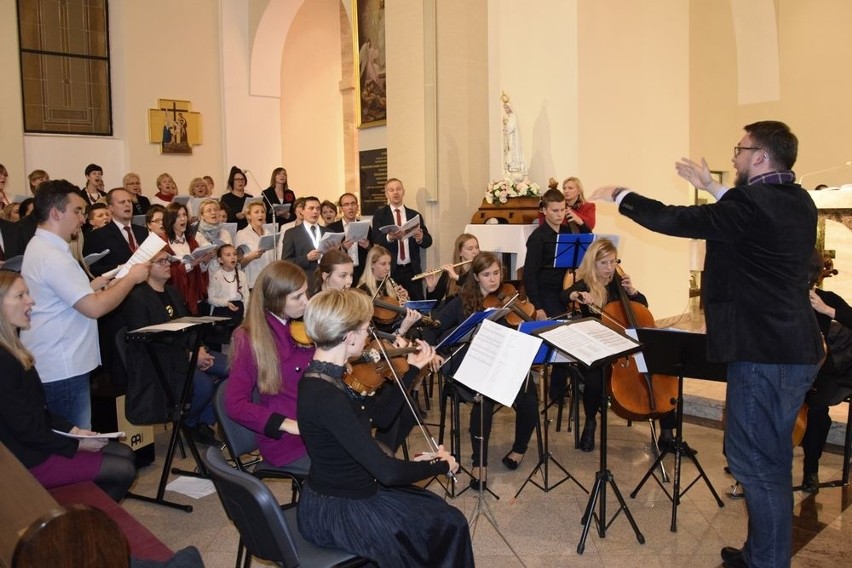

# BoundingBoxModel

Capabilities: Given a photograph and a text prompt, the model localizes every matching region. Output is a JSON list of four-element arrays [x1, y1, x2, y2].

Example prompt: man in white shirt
[[326, 192, 371, 283], [21, 180, 150, 428]]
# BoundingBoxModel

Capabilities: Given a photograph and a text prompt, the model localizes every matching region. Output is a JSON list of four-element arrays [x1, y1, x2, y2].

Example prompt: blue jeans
[[725, 362, 818, 568], [42, 373, 92, 429], [186, 350, 229, 428]]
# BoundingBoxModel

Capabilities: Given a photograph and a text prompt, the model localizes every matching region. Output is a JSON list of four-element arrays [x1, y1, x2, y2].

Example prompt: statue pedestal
[[471, 197, 540, 225]]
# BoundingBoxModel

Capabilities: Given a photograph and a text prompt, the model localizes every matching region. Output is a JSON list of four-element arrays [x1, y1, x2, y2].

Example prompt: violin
[[372, 296, 441, 328], [289, 319, 314, 347], [601, 266, 678, 421], [343, 338, 424, 396], [482, 283, 536, 326]]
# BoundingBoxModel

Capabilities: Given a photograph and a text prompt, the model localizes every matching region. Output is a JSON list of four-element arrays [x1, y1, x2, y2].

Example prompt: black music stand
[[433, 308, 508, 499], [531, 319, 646, 553], [628, 328, 726, 531], [513, 321, 587, 498], [124, 317, 224, 512]]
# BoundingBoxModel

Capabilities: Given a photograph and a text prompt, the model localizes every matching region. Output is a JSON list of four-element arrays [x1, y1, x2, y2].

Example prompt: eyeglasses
[[733, 146, 761, 157], [233, 177, 246, 182], [153, 258, 172, 266]]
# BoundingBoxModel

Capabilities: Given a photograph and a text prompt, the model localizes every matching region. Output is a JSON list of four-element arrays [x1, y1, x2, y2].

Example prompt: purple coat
[[224, 313, 315, 467]]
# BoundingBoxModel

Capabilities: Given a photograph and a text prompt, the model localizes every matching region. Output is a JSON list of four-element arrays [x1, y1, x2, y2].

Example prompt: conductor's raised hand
[[589, 186, 620, 202], [675, 157, 713, 190]]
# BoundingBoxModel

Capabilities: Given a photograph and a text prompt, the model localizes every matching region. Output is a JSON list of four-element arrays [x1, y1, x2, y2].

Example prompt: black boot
[[579, 418, 596, 452]]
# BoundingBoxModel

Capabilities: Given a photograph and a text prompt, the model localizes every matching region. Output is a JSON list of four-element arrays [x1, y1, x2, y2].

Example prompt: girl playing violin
[[425, 233, 480, 306], [296, 289, 474, 567], [224, 261, 313, 475], [426, 252, 540, 489], [357, 245, 422, 337], [561, 238, 655, 452]]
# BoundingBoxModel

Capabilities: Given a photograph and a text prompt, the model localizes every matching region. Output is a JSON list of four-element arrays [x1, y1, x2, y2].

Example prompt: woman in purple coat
[[224, 261, 313, 474]]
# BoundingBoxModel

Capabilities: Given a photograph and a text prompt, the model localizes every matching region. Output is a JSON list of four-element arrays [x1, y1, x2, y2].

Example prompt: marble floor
[[123, 381, 852, 568]]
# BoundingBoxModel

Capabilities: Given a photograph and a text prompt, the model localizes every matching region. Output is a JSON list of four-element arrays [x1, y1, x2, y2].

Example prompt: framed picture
[[353, 0, 386, 128], [147, 99, 202, 155]]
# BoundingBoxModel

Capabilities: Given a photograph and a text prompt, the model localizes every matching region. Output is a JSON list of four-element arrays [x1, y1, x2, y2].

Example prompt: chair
[[203, 447, 368, 568], [214, 379, 305, 567]]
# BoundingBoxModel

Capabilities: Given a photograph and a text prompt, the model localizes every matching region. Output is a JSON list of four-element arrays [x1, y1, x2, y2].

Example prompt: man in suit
[[370, 178, 433, 300], [0, 218, 24, 264], [84, 188, 150, 276], [281, 195, 325, 279], [326, 192, 371, 283], [592, 121, 823, 568]]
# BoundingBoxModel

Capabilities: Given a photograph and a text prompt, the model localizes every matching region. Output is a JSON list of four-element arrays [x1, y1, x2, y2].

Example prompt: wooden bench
[[0, 442, 173, 566]]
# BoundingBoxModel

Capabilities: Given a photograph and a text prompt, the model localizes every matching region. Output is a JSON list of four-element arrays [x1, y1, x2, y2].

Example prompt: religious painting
[[353, 0, 386, 128], [147, 99, 202, 155]]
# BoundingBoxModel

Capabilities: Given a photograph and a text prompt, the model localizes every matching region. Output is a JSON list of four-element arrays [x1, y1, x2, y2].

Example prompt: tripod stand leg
[[608, 475, 646, 544], [577, 475, 605, 554]]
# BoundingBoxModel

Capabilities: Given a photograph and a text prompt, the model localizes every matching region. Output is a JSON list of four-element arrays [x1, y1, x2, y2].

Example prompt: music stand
[[531, 319, 646, 553], [513, 321, 587, 498], [124, 317, 224, 512], [628, 328, 726, 531], [553, 233, 595, 270]]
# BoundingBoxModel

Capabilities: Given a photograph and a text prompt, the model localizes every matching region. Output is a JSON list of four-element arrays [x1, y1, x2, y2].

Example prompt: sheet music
[[344, 220, 371, 241], [115, 234, 167, 279], [537, 319, 639, 367], [454, 319, 542, 407]]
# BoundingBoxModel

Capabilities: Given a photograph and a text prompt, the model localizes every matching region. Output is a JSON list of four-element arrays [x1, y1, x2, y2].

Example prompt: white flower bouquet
[[484, 176, 541, 204]]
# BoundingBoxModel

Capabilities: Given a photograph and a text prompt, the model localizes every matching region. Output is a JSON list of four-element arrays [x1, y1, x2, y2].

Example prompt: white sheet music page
[[538, 319, 639, 367], [453, 319, 542, 407], [115, 233, 168, 279]]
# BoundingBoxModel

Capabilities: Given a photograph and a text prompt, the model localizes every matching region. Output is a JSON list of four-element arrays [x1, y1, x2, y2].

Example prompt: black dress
[[296, 360, 474, 567]]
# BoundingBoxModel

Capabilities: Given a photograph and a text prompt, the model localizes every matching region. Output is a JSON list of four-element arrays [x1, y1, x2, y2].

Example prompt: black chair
[[204, 447, 368, 568], [214, 379, 306, 567]]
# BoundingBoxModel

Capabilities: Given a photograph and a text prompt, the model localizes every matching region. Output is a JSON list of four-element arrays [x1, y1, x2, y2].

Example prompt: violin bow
[[366, 327, 457, 484]]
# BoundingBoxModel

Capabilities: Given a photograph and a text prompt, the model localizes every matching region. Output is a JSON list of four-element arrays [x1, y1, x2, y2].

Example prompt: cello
[[601, 266, 678, 421]]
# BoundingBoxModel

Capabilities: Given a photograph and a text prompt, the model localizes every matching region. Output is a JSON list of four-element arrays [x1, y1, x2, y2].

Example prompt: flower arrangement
[[484, 176, 541, 204]]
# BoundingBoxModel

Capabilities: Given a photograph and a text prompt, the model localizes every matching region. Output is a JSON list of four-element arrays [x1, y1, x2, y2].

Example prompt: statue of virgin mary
[[501, 91, 527, 180]]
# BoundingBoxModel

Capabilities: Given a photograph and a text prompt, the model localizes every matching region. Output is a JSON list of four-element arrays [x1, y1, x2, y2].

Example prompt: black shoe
[[720, 546, 747, 568], [579, 420, 596, 452], [190, 424, 221, 446], [801, 472, 820, 494], [469, 477, 487, 491], [657, 434, 674, 453], [502, 453, 522, 470]]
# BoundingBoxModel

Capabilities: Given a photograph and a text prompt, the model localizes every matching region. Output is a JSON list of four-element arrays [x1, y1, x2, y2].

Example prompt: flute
[[411, 259, 473, 281]]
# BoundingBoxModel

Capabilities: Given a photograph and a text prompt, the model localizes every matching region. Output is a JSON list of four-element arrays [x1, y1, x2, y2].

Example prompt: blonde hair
[[188, 177, 208, 197], [244, 201, 266, 217], [357, 245, 394, 299], [562, 176, 586, 204], [198, 199, 220, 217], [156, 173, 175, 192], [304, 289, 372, 349], [0, 272, 35, 369], [233, 261, 307, 395], [574, 238, 618, 308]]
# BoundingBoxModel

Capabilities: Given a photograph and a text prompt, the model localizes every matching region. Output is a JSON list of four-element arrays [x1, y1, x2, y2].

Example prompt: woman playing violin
[[296, 289, 473, 567], [425, 233, 480, 306], [426, 252, 539, 489], [224, 261, 313, 475], [357, 245, 422, 337], [560, 238, 677, 452]]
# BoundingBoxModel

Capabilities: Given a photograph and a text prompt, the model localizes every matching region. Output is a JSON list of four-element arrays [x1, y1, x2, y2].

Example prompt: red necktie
[[124, 225, 137, 252], [395, 208, 406, 261]]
